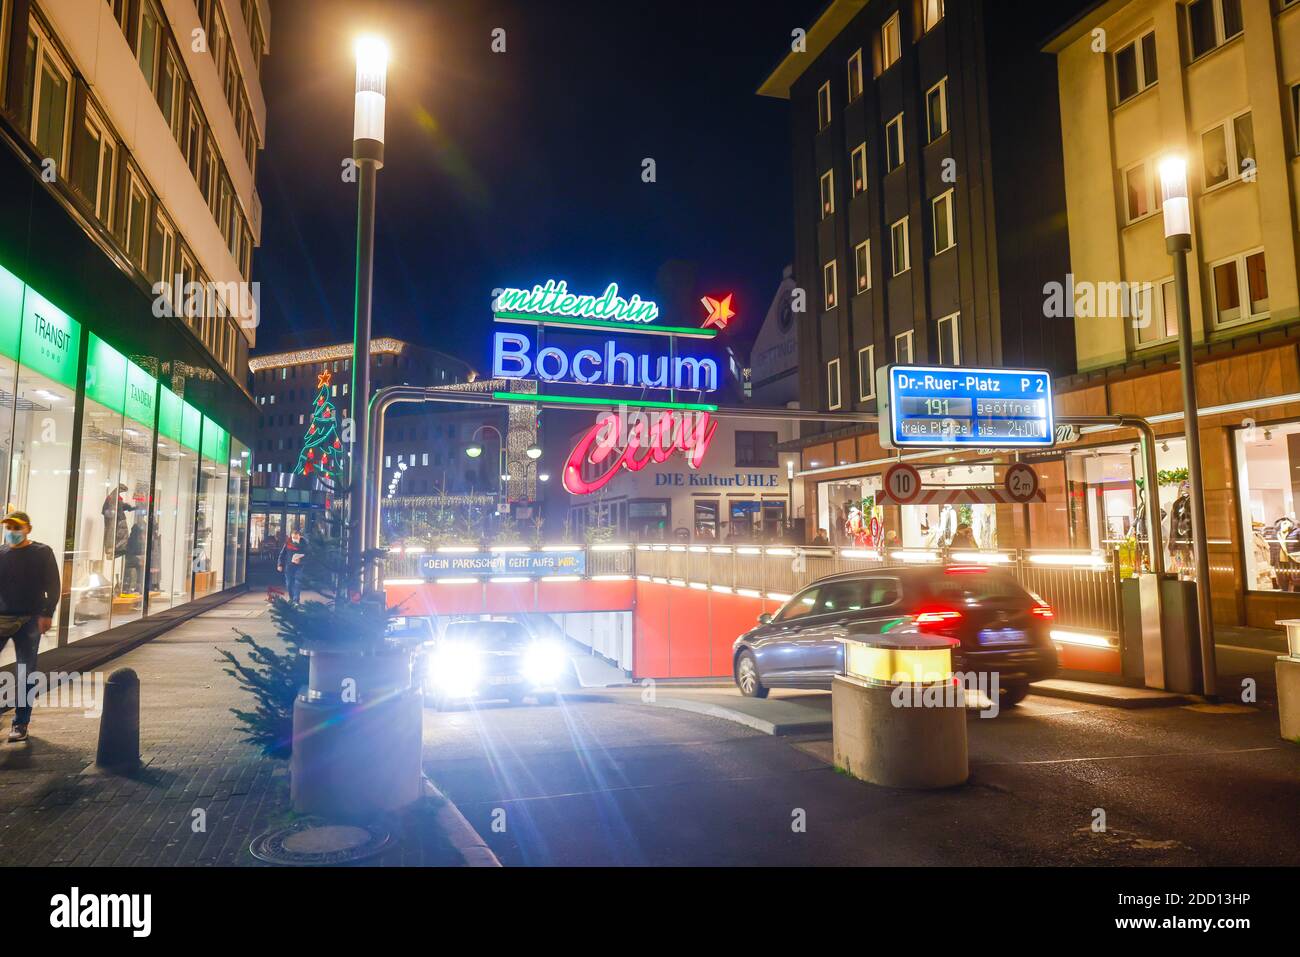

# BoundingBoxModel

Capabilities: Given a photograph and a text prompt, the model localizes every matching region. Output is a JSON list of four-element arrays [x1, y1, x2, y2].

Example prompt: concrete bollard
[[95, 668, 141, 772]]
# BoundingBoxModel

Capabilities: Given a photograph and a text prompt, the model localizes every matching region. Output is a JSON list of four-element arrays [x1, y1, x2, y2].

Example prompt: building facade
[[760, 0, 1085, 423], [0, 0, 266, 664], [246, 338, 513, 552], [1041, 0, 1300, 629]]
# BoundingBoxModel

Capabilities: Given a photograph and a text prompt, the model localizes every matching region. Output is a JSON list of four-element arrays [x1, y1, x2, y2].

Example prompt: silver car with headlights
[[423, 616, 567, 710]]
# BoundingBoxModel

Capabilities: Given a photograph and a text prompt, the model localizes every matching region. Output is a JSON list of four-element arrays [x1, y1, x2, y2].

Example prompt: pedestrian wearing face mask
[[0, 510, 62, 743]]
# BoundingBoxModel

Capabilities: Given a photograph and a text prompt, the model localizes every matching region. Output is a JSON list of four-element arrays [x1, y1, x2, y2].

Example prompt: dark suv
[[732, 565, 1058, 706]]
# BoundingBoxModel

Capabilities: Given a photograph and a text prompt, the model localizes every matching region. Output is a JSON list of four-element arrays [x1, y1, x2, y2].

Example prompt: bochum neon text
[[492, 331, 718, 392]]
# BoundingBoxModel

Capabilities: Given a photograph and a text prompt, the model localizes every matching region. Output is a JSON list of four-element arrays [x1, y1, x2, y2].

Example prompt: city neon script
[[493, 330, 719, 392], [563, 410, 719, 495], [494, 279, 658, 324]]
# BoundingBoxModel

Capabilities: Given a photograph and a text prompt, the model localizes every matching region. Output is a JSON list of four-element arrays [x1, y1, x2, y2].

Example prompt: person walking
[[0, 510, 62, 743], [277, 530, 308, 603]]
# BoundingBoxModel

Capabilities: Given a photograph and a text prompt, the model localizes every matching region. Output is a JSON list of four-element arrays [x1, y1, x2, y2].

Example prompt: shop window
[[1201, 110, 1254, 189], [932, 190, 955, 255], [926, 77, 948, 142], [858, 345, 876, 401], [850, 142, 867, 195], [1187, 0, 1242, 61], [885, 113, 904, 171], [226, 440, 250, 586], [817, 475, 883, 547], [936, 313, 960, 365], [847, 50, 863, 102], [1237, 422, 1300, 592], [193, 418, 231, 598], [735, 431, 778, 468], [1113, 30, 1157, 104], [817, 81, 831, 130], [819, 169, 834, 218], [890, 216, 910, 275], [22, 20, 72, 173], [1210, 249, 1268, 327]]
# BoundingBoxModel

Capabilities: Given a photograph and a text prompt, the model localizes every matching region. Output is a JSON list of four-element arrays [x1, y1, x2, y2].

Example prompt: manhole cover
[[250, 818, 392, 865]]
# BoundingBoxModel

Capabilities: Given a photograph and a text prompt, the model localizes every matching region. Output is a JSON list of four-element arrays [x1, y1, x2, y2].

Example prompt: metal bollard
[[95, 668, 141, 772]]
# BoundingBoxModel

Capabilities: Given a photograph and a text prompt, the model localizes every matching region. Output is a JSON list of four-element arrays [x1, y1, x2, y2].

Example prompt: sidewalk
[[0, 590, 463, 866]]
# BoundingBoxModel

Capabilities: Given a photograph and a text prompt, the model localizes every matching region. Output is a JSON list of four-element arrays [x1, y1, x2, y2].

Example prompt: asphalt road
[[421, 690, 1300, 866]]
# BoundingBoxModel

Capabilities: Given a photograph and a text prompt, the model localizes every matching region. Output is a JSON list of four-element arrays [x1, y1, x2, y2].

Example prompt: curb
[[422, 778, 501, 867], [1030, 680, 1194, 709], [649, 696, 833, 736]]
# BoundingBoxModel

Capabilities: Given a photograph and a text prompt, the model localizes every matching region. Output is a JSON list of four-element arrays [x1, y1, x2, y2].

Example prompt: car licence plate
[[485, 674, 520, 686], [978, 628, 1026, 646]]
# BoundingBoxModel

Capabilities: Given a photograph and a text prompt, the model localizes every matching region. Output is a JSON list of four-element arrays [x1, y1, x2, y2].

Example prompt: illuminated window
[[936, 313, 960, 365], [820, 168, 835, 218], [1113, 30, 1157, 104], [931, 190, 955, 255], [922, 0, 945, 32], [823, 259, 838, 310], [854, 239, 871, 293], [1123, 158, 1163, 222], [895, 330, 913, 364], [858, 345, 876, 401], [847, 49, 863, 101], [1209, 249, 1268, 327], [890, 217, 910, 276], [850, 142, 867, 195], [817, 81, 831, 130], [124, 167, 149, 270], [827, 359, 842, 410], [1201, 110, 1255, 189], [22, 20, 72, 171], [1134, 278, 1177, 348], [885, 113, 904, 171], [74, 106, 116, 226], [1187, 0, 1242, 61], [880, 13, 901, 72], [926, 77, 948, 142]]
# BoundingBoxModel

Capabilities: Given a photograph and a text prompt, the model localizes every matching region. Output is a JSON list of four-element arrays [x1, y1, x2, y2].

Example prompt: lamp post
[[466, 424, 506, 516], [786, 457, 796, 543], [1158, 155, 1218, 697], [348, 35, 387, 599]]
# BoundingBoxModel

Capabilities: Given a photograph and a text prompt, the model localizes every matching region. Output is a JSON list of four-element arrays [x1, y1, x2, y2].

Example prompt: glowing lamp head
[[353, 35, 389, 161], [1158, 155, 1191, 240], [464, 444, 483, 459], [526, 444, 543, 460]]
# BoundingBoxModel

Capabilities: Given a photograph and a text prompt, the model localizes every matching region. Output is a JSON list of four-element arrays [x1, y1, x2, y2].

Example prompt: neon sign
[[492, 331, 719, 392], [563, 410, 719, 495], [700, 293, 735, 330], [495, 279, 658, 323]]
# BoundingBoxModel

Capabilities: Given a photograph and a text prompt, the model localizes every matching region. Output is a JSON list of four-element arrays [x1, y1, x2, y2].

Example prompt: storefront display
[[1237, 423, 1300, 592]]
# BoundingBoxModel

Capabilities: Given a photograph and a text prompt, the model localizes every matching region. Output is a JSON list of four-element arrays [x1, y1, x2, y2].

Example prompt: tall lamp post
[[465, 424, 507, 518], [348, 36, 387, 598], [1158, 155, 1218, 697]]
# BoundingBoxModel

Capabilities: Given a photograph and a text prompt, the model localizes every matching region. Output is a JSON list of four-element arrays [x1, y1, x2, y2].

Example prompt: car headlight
[[430, 642, 482, 695], [521, 642, 567, 687]]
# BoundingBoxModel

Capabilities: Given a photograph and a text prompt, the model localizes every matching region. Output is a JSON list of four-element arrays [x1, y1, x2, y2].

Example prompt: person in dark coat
[[0, 510, 61, 742], [123, 518, 146, 594], [277, 530, 308, 603]]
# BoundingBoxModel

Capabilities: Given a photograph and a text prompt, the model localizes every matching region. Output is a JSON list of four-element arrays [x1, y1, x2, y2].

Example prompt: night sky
[[253, 0, 827, 369]]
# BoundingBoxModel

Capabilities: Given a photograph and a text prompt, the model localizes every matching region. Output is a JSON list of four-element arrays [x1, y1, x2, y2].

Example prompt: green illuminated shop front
[[0, 263, 250, 661]]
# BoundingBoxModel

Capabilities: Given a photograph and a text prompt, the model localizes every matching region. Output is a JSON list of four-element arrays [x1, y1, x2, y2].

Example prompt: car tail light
[[1030, 603, 1054, 619], [914, 607, 963, 632]]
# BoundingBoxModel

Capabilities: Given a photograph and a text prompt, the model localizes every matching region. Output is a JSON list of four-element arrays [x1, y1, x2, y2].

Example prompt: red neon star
[[700, 293, 735, 330], [317, 370, 332, 389]]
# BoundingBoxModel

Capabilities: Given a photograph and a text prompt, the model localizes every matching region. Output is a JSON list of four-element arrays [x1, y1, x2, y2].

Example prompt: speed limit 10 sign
[[882, 463, 923, 505], [1004, 463, 1039, 503]]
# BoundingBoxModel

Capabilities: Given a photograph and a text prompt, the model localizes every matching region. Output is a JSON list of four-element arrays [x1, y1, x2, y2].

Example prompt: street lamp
[[348, 34, 388, 599], [526, 444, 543, 460], [1158, 153, 1217, 697], [466, 424, 507, 514]]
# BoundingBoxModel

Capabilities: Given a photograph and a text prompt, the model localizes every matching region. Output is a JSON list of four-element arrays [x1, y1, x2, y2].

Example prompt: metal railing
[[380, 543, 1123, 648]]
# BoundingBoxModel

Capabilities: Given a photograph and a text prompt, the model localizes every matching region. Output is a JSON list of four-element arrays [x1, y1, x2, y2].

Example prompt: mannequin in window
[[936, 503, 957, 547], [123, 515, 146, 595], [1251, 520, 1275, 591], [100, 484, 134, 583], [1168, 480, 1193, 577]]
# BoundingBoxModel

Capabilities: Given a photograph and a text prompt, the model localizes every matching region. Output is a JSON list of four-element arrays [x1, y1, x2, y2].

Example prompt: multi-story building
[[246, 338, 509, 550], [1042, 0, 1300, 629], [0, 0, 266, 667], [758, 0, 1087, 546]]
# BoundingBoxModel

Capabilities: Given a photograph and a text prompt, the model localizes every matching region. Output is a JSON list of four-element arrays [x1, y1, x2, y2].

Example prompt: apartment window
[[1135, 278, 1178, 347], [147, 208, 175, 285], [894, 331, 914, 364], [850, 143, 867, 195], [1114, 30, 1157, 103], [854, 239, 871, 293], [890, 217, 910, 275], [1123, 158, 1162, 222], [1187, 0, 1243, 60], [880, 13, 901, 72], [1293, 82, 1300, 155], [211, 6, 229, 73], [885, 113, 904, 171], [932, 190, 955, 255], [926, 78, 949, 142], [820, 169, 835, 218], [136, 0, 162, 92], [922, 0, 945, 32], [936, 313, 960, 365], [124, 169, 149, 269], [847, 50, 864, 101], [22, 22, 72, 170], [857, 345, 876, 401], [735, 431, 779, 467], [185, 100, 202, 178], [157, 46, 184, 143], [1201, 111, 1255, 189], [1210, 250, 1268, 326], [74, 107, 115, 226], [827, 359, 842, 410], [177, 249, 196, 322], [823, 260, 838, 310], [202, 139, 218, 207], [817, 81, 832, 130]]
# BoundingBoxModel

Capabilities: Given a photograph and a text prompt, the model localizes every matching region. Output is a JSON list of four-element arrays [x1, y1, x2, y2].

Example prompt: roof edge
[[757, 0, 868, 99]]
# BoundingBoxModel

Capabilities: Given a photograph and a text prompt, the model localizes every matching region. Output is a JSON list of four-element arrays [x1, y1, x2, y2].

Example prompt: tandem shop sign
[[418, 550, 587, 580], [877, 365, 1055, 449]]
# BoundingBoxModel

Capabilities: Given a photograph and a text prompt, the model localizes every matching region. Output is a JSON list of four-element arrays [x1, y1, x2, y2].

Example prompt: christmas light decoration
[[293, 370, 346, 489]]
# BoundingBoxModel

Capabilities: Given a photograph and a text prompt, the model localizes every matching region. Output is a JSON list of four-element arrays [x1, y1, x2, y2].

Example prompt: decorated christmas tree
[[294, 371, 346, 491]]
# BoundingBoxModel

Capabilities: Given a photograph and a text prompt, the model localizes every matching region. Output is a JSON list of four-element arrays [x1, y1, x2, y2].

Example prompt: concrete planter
[[303, 644, 412, 703]]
